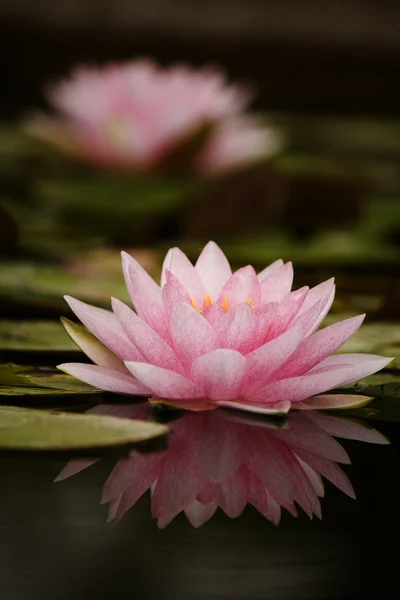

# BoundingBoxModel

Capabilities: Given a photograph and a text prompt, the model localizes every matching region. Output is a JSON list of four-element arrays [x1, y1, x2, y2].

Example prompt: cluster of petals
[[59, 241, 391, 415], [27, 60, 281, 173], [57, 404, 387, 527]]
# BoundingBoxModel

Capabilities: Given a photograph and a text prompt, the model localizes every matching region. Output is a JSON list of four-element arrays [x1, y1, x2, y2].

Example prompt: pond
[[0, 400, 399, 600]]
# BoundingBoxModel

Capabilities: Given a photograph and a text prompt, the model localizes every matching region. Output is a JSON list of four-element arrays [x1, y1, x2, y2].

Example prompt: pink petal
[[257, 258, 284, 282], [65, 296, 142, 362], [291, 298, 328, 338], [217, 265, 261, 309], [216, 399, 291, 415], [296, 278, 336, 333], [243, 326, 303, 396], [274, 413, 350, 463], [248, 363, 355, 404], [296, 458, 325, 497], [162, 247, 205, 308], [102, 453, 164, 505], [304, 412, 389, 445], [184, 500, 218, 528], [112, 298, 184, 374], [191, 349, 247, 400], [170, 302, 219, 366], [55, 457, 100, 482], [61, 317, 129, 374], [122, 252, 169, 340], [311, 353, 393, 385], [107, 494, 123, 523], [253, 302, 277, 346], [294, 448, 356, 499], [294, 394, 372, 411], [214, 303, 258, 354], [162, 269, 191, 316], [58, 363, 150, 395], [194, 413, 241, 482], [266, 287, 309, 339], [211, 476, 247, 518], [280, 314, 366, 378], [260, 262, 294, 304], [203, 303, 226, 325], [125, 361, 204, 399], [195, 241, 232, 301]]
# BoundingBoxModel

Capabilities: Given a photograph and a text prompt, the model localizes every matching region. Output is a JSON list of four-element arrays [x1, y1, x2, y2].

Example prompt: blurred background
[[0, 0, 399, 328]]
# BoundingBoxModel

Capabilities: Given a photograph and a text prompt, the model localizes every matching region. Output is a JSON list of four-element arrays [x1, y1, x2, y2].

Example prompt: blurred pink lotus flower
[[56, 405, 388, 527], [27, 60, 282, 173], [59, 241, 391, 415]]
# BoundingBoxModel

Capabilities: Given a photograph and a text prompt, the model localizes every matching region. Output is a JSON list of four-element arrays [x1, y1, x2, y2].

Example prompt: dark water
[[0, 408, 399, 600]]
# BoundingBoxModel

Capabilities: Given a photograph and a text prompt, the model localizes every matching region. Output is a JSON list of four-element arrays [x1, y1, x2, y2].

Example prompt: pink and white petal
[[217, 265, 261, 309], [304, 411, 389, 445], [260, 262, 294, 304], [294, 448, 356, 499], [171, 302, 219, 366], [125, 362, 204, 399], [55, 457, 100, 482], [203, 303, 226, 325], [112, 298, 184, 374], [267, 287, 309, 339], [296, 457, 325, 497], [64, 296, 142, 362], [291, 298, 327, 338], [191, 349, 247, 401], [214, 303, 258, 354], [107, 494, 123, 523], [195, 241, 232, 301], [216, 399, 291, 415], [281, 314, 366, 378], [124, 261, 170, 341], [257, 259, 284, 282], [249, 363, 355, 404], [294, 394, 372, 411], [184, 500, 218, 528], [165, 247, 205, 307], [243, 326, 303, 396], [311, 353, 393, 385], [122, 250, 161, 300], [61, 317, 129, 374], [160, 247, 173, 287], [298, 278, 335, 315], [212, 477, 247, 518], [58, 363, 150, 395], [162, 269, 191, 316], [253, 302, 277, 347], [274, 413, 350, 463]]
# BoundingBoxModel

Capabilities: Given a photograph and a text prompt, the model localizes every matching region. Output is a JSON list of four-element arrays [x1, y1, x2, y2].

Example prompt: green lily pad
[[0, 363, 101, 401], [0, 405, 167, 454], [332, 373, 400, 422], [0, 320, 77, 352]]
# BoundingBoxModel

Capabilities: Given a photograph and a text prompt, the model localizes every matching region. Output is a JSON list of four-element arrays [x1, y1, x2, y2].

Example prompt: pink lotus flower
[[28, 60, 281, 173], [56, 404, 388, 527], [59, 241, 391, 415]]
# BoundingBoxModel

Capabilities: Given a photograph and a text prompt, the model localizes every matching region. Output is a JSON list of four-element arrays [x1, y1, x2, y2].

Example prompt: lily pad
[[0, 320, 77, 352], [0, 363, 101, 402], [332, 373, 400, 422], [0, 405, 167, 454]]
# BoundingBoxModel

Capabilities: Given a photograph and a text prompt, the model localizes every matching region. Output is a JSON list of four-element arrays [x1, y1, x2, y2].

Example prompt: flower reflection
[[57, 404, 388, 528]]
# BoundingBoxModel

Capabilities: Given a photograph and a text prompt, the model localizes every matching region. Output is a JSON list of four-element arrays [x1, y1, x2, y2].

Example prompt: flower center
[[190, 293, 255, 313]]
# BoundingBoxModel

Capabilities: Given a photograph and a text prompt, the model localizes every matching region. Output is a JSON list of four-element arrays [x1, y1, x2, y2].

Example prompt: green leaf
[[333, 373, 400, 422], [0, 363, 101, 400], [0, 320, 77, 352], [0, 405, 167, 454]]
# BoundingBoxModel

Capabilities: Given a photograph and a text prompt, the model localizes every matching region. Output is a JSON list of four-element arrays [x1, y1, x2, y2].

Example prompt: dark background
[[1, 0, 399, 118]]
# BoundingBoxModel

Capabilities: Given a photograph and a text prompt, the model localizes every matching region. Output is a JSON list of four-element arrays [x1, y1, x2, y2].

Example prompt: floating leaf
[[332, 373, 400, 422], [0, 363, 101, 402], [0, 320, 76, 352], [0, 405, 167, 454]]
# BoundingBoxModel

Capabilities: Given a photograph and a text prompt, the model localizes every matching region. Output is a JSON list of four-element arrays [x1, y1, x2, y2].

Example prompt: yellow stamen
[[222, 296, 229, 311], [190, 297, 198, 310], [204, 292, 213, 307], [246, 298, 253, 305]]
